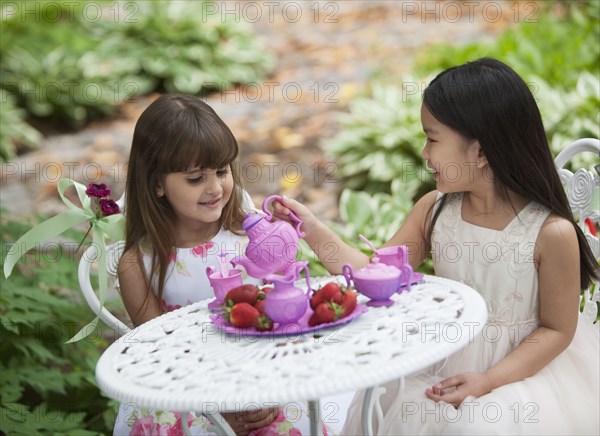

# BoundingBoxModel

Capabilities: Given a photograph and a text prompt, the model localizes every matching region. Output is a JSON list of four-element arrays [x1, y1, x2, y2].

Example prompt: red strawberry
[[320, 282, 343, 304], [310, 282, 344, 310], [229, 302, 260, 328], [224, 284, 260, 306], [254, 299, 267, 315], [254, 314, 274, 331], [308, 302, 345, 327], [309, 288, 324, 310], [340, 289, 357, 317]]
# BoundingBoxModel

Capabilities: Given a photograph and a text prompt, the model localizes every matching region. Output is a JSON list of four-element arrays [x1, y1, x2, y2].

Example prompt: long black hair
[[423, 58, 598, 289]]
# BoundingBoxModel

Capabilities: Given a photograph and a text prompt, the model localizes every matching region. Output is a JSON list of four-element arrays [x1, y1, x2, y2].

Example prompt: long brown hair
[[123, 94, 246, 311], [423, 58, 598, 289]]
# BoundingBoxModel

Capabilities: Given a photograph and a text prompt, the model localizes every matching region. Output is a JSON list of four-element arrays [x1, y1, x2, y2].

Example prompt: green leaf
[[339, 189, 373, 229]]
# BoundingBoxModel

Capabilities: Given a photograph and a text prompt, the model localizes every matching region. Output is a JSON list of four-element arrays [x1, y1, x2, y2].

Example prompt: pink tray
[[211, 303, 368, 337]]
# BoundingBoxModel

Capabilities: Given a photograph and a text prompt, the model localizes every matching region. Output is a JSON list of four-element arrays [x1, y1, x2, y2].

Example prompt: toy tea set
[[208, 195, 421, 335]]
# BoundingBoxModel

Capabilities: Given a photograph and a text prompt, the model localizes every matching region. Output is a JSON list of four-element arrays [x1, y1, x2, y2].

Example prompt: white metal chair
[[78, 240, 130, 335], [554, 137, 600, 323], [77, 192, 131, 335]]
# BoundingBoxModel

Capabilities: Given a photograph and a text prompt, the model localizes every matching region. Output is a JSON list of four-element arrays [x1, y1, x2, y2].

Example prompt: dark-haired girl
[[274, 58, 599, 434]]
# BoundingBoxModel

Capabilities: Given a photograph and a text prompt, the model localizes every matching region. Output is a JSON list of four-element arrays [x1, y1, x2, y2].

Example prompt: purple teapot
[[263, 260, 311, 325], [342, 257, 413, 307], [231, 195, 304, 279]]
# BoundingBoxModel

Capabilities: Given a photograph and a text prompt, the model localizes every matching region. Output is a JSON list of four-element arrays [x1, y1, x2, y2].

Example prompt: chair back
[[77, 192, 130, 336], [554, 138, 600, 323], [78, 240, 130, 335]]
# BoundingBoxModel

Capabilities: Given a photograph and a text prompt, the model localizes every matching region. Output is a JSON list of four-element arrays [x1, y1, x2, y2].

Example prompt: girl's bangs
[[162, 117, 238, 173]]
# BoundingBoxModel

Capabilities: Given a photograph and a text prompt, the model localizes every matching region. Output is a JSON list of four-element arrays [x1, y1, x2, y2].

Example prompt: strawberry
[[254, 299, 267, 315], [308, 302, 345, 327], [228, 302, 260, 328], [320, 282, 343, 304], [340, 289, 357, 317], [224, 284, 260, 306], [309, 288, 324, 310], [254, 314, 274, 331], [310, 281, 343, 310]]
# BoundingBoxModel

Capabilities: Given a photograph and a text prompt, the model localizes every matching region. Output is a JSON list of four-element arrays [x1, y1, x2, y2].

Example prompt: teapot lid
[[242, 212, 264, 232], [355, 257, 401, 280]]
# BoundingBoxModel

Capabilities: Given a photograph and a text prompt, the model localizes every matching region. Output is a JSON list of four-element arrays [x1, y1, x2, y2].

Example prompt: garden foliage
[[0, 211, 115, 435], [0, 90, 42, 161], [0, 0, 274, 161]]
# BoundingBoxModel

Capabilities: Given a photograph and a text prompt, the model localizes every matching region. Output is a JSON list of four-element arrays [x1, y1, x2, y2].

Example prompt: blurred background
[[1, 1, 598, 433]]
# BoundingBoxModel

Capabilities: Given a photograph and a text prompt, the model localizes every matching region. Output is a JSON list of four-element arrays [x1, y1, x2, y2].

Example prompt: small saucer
[[208, 299, 224, 312], [397, 272, 424, 293]]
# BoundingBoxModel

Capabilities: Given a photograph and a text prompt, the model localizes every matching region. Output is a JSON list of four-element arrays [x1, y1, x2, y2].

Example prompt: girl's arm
[[118, 248, 162, 327], [383, 190, 438, 270], [274, 192, 437, 274], [273, 196, 369, 274], [426, 215, 581, 405]]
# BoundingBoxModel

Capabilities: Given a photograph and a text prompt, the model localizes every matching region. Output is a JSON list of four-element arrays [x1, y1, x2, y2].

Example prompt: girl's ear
[[156, 183, 164, 197], [475, 141, 488, 169]]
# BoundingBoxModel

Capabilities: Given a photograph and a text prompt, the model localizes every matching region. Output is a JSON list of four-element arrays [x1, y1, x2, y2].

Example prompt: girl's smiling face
[[420, 104, 483, 193], [157, 165, 234, 232]]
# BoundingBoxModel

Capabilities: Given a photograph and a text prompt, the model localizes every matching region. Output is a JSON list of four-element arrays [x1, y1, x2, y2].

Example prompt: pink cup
[[377, 245, 413, 293], [206, 266, 243, 312], [376, 245, 409, 269]]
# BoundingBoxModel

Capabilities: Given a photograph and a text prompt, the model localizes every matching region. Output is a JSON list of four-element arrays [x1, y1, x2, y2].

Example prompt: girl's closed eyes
[[186, 167, 230, 184]]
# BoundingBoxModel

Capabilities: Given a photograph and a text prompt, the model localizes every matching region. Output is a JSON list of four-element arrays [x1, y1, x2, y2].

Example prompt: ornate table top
[[96, 275, 487, 414]]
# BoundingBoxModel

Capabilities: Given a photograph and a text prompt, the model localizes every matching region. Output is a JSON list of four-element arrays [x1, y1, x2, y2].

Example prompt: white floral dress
[[112, 228, 307, 435], [342, 192, 600, 435], [112, 227, 343, 435]]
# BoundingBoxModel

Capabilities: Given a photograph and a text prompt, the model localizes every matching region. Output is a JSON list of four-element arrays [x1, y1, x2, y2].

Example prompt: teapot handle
[[206, 265, 217, 279], [262, 194, 305, 238], [341, 264, 354, 288]]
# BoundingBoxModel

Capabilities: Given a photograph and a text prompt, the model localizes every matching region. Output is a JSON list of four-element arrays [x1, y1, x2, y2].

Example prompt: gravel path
[[1, 1, 511, 222]]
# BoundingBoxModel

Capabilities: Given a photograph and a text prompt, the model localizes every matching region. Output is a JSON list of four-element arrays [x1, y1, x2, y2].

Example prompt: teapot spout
[[265, 260, 310, 289], [230, 255, 269, 279]]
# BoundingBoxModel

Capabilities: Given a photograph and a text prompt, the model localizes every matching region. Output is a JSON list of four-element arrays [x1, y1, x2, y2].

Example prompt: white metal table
[[96, 275, 487, 435]]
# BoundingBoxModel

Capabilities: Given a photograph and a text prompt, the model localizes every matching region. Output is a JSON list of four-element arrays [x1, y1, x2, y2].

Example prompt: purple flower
[[99, 199, 120, 216], [86, 183, 111, 198]]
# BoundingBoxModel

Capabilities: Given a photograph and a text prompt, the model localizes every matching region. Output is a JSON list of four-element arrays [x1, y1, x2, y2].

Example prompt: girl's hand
[[222, 407, 280, 436], [271, 195, 319, 237], [425, 372, 492, 407]]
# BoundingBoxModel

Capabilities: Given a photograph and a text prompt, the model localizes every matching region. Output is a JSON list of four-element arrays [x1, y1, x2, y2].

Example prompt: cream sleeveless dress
[[343, 192, 600, 435]]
